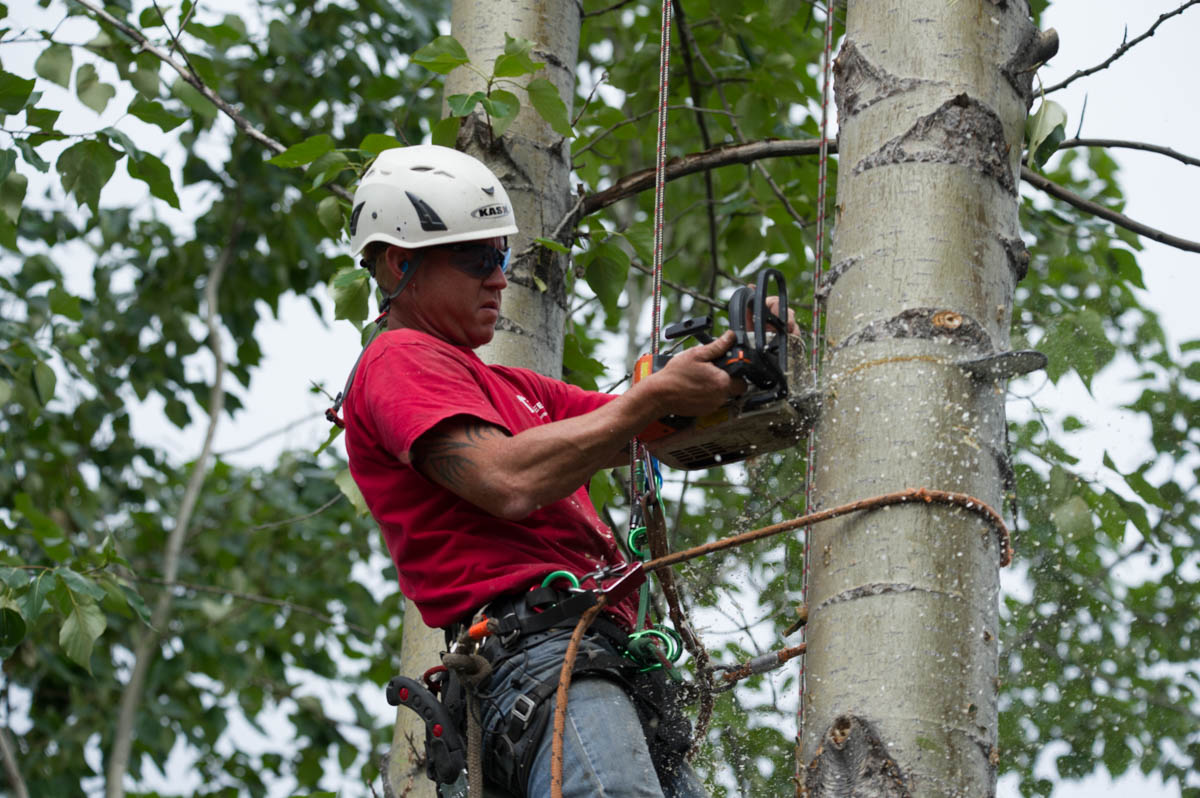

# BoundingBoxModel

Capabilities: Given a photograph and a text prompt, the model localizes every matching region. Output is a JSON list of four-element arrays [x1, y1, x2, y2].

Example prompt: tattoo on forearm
[[417, 421, 506, 490]]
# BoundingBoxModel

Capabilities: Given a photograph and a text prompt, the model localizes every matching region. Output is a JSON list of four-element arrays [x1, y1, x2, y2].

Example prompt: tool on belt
[[634, 267, 819, 470]]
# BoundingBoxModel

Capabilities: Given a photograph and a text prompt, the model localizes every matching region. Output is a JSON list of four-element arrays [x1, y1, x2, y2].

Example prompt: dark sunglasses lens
[[449, 245, 510, 277]]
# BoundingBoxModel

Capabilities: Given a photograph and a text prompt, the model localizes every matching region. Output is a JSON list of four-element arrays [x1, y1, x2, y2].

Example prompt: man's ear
[[384, 245, 411, 280]]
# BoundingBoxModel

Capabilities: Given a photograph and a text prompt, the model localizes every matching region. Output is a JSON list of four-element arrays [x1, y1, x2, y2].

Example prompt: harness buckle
[[511, 693, 537, 726]]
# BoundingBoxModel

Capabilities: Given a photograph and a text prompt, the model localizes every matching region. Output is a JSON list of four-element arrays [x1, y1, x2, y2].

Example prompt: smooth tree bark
[[385, 2, 581, 795], [801, 2, 1054, 797]]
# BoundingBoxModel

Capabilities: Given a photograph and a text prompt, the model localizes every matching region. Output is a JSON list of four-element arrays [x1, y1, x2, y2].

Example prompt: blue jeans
[[476, 628, 708, 798]]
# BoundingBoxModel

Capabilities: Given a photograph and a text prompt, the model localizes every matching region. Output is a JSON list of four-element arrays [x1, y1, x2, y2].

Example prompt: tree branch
[[0, 725, 29, 798], [248, 494, 344, 532], [580, 139, 822, 216], [69, 0, 352, 202], [575, 137, 1200, 256], [105, 222, 240, 798], [1044, 0, 1200, 95], [1021, 165, 1200, 253], [133, 575, 398, 660], [1059, 137, 1200, 169]]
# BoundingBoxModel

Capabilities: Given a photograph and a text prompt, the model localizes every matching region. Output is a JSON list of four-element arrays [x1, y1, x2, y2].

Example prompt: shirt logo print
[[515, 394, 550, 422]]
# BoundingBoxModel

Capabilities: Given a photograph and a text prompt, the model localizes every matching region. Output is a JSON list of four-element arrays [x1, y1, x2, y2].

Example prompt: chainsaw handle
[[754, 267, 787, 390]]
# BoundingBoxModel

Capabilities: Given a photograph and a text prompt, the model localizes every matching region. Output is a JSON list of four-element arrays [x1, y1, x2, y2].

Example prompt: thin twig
[[582, 0, 638, 19], [68, 0, 353, 201], [0, 726, 29, 798], [1045, 1, 1200, 95], [1021, 165, 1200, 254], [672, 1, 723, 300], [151, 0, 197, 75], [573, 104, 734, 161], [628, 259, 722, 308], [248, 494, 344, 532], [134, 575, 398, 659], [105, 221, 240, 798], [215, 410, 324, 457], [1059, 137, 1200, 169]]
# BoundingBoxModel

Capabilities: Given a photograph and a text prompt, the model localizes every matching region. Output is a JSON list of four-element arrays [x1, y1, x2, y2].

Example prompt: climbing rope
[[547, 486, 1012, 798], [799, 0, 837, 778]]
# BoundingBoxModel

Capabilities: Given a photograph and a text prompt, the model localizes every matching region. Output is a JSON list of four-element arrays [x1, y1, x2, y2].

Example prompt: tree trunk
[[386, 3, 580, 795], [801, 2, 1050, 797]]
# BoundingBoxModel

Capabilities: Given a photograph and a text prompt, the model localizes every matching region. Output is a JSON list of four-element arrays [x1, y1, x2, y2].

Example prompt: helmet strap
[[378, 252, 422, 315]]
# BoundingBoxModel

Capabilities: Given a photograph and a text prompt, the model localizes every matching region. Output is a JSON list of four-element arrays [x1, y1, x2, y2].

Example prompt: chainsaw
[[634, 268, 819, 470]]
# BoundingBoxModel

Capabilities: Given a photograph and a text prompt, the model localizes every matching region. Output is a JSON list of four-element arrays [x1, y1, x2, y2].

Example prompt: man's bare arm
[[410, 331, 741, 520]]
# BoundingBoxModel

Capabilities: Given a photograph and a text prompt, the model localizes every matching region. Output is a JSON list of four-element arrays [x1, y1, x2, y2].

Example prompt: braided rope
[[651, 0, 672, 358]]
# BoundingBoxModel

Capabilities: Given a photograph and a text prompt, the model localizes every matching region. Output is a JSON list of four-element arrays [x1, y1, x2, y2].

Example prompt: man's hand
[[645, 330, 744, 418], [754, 295, 800, 336]]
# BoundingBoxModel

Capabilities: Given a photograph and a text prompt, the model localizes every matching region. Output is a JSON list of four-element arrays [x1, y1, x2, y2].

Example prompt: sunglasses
[[439, 240, 511, 278]]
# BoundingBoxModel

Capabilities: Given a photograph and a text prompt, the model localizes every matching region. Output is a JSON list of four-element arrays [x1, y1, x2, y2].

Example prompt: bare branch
[[575, 137, 1200, 256], [581, 139, 822, 216], [106, 221, 241, 798], [572, 104, 733, 161], [0, 726, 29, 798], [1045, 1, 1200, 94], [1059, 137, 1200, 169], [581, 0, 638, 19], [215, 410, 324, 457], [628, 258, 722, 309], [1021, 165, 1200, 254], [133, 575, 398, 659], [248, 494, 344, 532]]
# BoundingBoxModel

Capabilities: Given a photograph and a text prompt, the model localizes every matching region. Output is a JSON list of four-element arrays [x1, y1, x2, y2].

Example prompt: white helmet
[[348, 144, 519, 256]]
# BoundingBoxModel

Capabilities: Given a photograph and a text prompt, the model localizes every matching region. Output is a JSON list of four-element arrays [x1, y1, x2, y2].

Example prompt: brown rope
[[645, 486, 1012, 573], [550, 597, 607, 798], [442, 652, 493, 798], [546, 487, 1009, 798], [643, 495, 717, 757]]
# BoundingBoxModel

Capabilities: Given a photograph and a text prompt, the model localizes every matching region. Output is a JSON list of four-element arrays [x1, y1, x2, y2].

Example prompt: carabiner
[[541, 570, 581, 590], [627, 526, 649, 560]]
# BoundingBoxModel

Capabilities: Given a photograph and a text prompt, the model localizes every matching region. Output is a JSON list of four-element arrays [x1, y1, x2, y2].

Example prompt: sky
[[3, 1, 1198, 796]]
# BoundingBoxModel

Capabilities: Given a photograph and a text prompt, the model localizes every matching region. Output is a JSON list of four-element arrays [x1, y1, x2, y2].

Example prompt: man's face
[[390, 237, 509, 348]]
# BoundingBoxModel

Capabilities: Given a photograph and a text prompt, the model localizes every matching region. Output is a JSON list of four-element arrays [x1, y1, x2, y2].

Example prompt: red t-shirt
[[344, 328, 636, 630]]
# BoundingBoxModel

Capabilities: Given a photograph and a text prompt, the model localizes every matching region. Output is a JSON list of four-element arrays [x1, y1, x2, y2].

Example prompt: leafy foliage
[[0, 0, 1196, 796]]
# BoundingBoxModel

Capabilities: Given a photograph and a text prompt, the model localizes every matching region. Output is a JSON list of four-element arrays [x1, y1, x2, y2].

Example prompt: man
[[342, 145, 759, 797]]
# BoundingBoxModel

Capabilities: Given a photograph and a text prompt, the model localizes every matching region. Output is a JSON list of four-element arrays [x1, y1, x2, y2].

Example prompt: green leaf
[[583, 239, 629, 316], [431, 116, 460, 149], [447, 91, 485, 117], [307, 150, 350, 190], [268, 134, 335, 168], [48, 286, 83, 320], [317, 196, 344, 236], [334, 469, 370, 517], [128, 152, 180, 208], [526, 77, 572, 138], [0, 605, 26, 658], [34, 43, 73, 88], [116, 581, 153, 627], [1050, 495, 1091, 541], [102, 126, 143, 161], [0, 568, 22, 589], [0, 149, 17, 192], [484, 89, 520, 137], [493, 36, 543, 78], [1026, 99, 1067, 169], [412, 36, 470, 74], [18, 571, 55, 622], [26, 106, 60, 130], [56, 568, 108, 601], [535, 236, 569, 254], [32, 361, 56, 405], [359, 133, 403, 155], [0, 379, 11, 405], [0, 68, 35, 114], [15, 138, 49, 172], [57, 139, 118, 215], [59, 597, 106, 672], [128, 96, 186, 132], [75, 63, 116, 114], [314, 423, 344, 456], [330, 266, 370, 326]]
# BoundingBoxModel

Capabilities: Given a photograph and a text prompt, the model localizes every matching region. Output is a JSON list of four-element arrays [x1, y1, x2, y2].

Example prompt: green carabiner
[[627, 526, 649, 560], [541, 570, 580, 590]]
